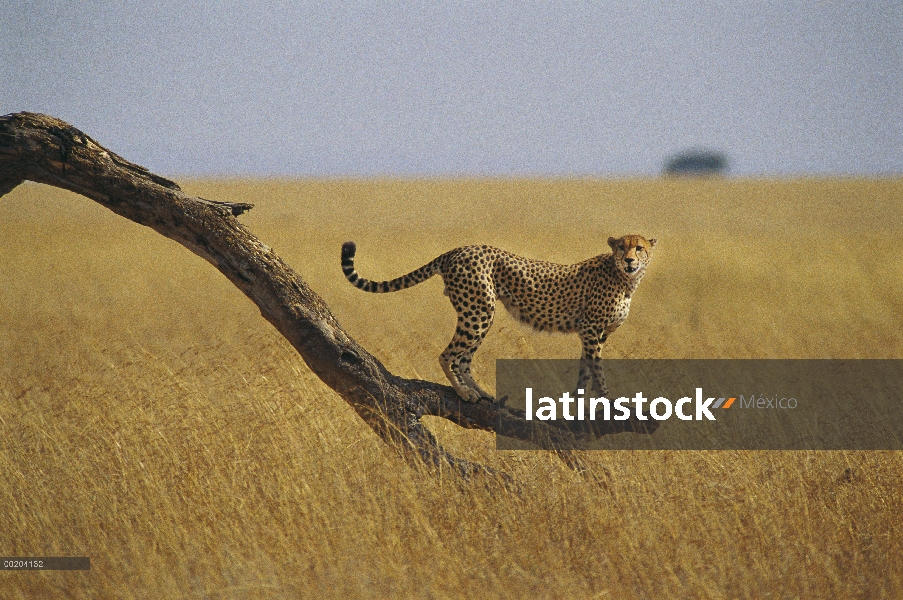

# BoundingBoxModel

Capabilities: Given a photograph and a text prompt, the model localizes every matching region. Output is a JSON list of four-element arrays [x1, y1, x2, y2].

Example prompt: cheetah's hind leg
[[459, 357, 494, 401], [439, 341, 494, 403], [439, 297, 496, 403], [439, 355, 488, 403]]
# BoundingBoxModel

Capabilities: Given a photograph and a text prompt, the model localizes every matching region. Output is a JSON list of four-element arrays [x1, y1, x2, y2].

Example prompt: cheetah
[[341, 235, 656, 403]]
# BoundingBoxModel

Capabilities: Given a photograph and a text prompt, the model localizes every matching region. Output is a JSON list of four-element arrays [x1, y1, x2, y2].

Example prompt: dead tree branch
[[0, 112, 649, 474]]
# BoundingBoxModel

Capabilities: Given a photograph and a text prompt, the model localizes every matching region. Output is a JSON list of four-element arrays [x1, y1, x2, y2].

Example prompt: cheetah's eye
[[620, 245, 625, 251], [636, 246, 644, 252]]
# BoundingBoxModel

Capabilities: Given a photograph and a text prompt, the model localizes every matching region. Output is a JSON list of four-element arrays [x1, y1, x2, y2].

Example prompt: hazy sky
[[4, 2, 902, 176]]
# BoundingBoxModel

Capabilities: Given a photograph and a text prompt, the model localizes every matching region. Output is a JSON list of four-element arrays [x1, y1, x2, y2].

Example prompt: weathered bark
[[0, 112, 651, 474]]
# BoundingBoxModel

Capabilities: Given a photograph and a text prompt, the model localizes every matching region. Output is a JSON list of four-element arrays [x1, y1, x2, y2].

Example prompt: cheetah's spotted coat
[[341, 235, 656, 402]]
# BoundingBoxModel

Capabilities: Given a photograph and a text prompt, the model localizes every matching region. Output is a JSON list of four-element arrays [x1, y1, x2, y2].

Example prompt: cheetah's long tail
[[341, 241, 441, 293]]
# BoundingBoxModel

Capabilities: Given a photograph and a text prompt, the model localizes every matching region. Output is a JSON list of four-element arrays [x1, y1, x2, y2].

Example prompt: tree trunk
[[0, 112, 647, 474]]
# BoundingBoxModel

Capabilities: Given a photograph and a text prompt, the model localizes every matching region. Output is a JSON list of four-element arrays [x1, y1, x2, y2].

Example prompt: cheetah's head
[[608, 235, 656, 278]]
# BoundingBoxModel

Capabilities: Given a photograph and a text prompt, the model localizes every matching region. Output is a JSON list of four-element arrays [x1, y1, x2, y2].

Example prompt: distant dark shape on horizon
[[663, 150, 729, 176]]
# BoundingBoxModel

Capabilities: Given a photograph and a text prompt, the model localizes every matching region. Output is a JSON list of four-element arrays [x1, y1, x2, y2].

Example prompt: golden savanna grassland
[[0, 178, 902, 598]]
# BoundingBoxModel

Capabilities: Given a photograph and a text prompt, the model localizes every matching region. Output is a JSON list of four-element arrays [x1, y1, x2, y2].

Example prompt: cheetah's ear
[[607, 237, 618, 250], [649, 238, 657, 248]]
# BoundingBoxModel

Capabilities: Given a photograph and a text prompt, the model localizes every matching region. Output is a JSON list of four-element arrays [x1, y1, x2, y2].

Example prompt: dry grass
[[0, 178, 902, 598]]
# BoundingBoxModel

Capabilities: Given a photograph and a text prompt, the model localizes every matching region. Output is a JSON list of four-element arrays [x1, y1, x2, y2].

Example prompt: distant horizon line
[[158, 172, 903, 181]]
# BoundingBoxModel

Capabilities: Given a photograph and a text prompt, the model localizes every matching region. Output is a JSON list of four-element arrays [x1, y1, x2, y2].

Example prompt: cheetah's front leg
[[576, 326, 616, 397]]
